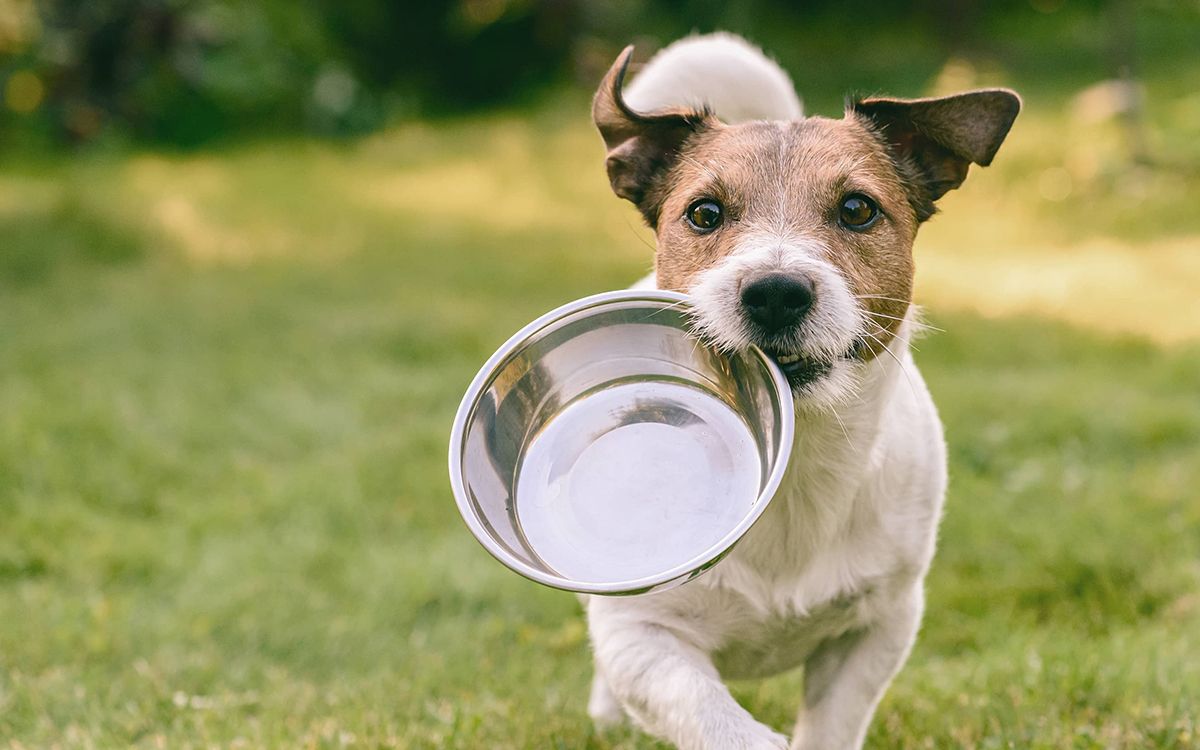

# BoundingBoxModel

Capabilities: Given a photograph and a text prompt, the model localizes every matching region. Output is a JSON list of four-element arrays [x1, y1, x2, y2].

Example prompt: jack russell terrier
[[580, 33, 1020, 749]]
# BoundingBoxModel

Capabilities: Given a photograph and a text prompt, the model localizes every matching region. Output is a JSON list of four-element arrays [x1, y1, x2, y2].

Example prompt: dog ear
[[851, 89, 1020, 221], [593, 46, 719, 226]]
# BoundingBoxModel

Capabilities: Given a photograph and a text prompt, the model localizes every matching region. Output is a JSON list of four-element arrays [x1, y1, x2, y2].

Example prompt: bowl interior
[[452, 293, 791, 593]]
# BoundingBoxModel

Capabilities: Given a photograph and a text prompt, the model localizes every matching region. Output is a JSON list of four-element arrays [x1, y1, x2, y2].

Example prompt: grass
[[3, 13, 1200, 748]]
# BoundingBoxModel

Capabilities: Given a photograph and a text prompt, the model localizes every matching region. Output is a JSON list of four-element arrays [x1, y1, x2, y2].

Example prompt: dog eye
[[839, 194, 879, 230], [685, 199, 723, 232]]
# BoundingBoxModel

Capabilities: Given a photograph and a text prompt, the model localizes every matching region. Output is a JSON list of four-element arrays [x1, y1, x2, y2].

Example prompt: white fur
[[582, 35, 948, 750], [688, 232, 863, 411], [623, 32, 803, 122]]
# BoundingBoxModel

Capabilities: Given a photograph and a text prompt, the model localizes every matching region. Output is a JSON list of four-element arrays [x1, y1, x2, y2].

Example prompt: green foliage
[[2, 1, 1199, 145], [0, 0, 583, 144]]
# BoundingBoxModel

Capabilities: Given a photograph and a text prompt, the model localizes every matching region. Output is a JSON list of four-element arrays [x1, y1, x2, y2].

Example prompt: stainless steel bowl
[[448, 290, 794, 595]]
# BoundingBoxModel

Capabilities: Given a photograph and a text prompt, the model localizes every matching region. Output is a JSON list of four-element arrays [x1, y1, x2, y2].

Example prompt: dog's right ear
[[593, 46, 718, 227], [850, 89, 1020, 222]]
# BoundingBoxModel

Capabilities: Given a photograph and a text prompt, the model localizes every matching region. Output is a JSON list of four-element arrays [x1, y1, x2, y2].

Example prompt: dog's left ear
[[593, 45, 719, 226], [851, 89, 1021, 221]]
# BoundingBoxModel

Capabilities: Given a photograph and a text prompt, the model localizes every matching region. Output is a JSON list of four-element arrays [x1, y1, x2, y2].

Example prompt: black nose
[[740, 274, 815, 332]]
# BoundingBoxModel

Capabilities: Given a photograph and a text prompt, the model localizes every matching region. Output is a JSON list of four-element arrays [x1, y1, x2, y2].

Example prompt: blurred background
[[1, 1, 1198, 748]]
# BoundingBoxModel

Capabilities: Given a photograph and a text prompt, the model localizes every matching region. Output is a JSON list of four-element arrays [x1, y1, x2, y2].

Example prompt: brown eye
[[686, 199, 723, 232], [839, 194, 879, 230]]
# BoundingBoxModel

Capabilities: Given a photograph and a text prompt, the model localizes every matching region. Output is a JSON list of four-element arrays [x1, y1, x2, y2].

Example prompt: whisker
[[862, 317, 920, 353], [863, 310, 945, 333], [682, 317, 733, 355], [862, 330, 920, 404], [855, 293, 912, 304], [623, 216, 657, 254], [830, 406, 858, 456], [645, 297, 691, 319]]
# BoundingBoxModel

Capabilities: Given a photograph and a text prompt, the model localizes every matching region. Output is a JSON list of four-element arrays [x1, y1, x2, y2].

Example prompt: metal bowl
[[448, 290, 794, 595]]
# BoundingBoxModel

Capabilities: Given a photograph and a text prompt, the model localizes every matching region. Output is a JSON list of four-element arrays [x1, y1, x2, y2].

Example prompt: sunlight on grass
[[357, 120, 608, 233], [918, 233, 1200, 344], [914, 97, 1200, 344]]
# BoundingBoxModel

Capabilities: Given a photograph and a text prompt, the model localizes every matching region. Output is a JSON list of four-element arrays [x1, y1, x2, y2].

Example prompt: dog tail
[[622, 32, 803, 123]]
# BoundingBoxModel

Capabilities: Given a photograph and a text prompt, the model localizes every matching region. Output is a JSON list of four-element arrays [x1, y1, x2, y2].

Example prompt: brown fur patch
[[592, 46, 719, 226], [851, 90, 1021, 218], [592, 49, 1019, 361], [650, 117, 916, 356]]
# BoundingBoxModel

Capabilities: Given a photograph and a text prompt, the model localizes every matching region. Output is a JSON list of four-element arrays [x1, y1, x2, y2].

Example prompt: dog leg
[[791, 588, 923, 750], [587, 669, 627, 727], [590, 619, 788, 750]]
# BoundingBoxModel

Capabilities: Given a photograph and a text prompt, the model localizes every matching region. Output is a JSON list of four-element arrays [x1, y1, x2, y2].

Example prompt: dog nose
[[740, 274, 814, 332]]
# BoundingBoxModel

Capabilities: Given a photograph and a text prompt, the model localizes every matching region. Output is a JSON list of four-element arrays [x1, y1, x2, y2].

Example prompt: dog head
[[593, 46, 1019, 407]]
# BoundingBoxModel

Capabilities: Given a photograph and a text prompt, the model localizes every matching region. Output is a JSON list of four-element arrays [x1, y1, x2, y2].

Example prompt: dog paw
[[745, 727, 790, 750], [700, 721, 789, 750]]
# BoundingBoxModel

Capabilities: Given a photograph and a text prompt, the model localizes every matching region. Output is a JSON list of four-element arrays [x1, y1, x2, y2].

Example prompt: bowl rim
[[447, 289, 795, 595]]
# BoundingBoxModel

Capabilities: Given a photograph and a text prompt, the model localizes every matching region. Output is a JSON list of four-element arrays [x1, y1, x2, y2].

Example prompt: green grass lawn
[[3, 33, 1200, 748]]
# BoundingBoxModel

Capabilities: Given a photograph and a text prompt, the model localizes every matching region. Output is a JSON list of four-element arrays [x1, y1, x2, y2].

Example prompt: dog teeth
[[776, 354, 800, 364]]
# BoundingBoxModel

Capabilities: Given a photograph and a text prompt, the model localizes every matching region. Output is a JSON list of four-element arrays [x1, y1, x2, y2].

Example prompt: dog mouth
[[761, 339, 865, 388], [763, 349, 832, 386]]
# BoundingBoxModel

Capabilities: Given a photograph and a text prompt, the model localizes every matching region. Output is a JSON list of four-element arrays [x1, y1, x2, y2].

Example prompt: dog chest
[[710, 592, 867, 680]]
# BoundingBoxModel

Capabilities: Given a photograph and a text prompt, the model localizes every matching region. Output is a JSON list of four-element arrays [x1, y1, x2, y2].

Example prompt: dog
[[581, 33, 1019, 749]]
